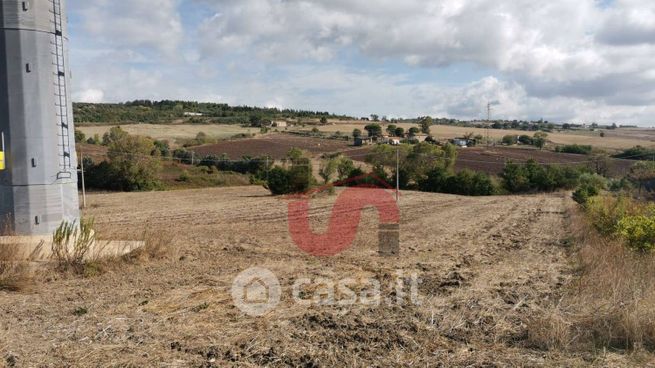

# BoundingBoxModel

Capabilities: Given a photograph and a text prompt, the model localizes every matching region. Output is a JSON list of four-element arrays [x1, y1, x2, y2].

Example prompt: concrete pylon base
[[0, 235, 144, 261]]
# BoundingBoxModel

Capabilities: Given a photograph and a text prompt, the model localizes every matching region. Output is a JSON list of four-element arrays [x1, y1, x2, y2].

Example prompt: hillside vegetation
[[74, 100, 352, 125]]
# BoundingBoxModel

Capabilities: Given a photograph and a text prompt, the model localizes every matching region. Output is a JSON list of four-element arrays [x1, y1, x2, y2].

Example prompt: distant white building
[[273, 121, 288, 128], [184, 112, 204, 117]]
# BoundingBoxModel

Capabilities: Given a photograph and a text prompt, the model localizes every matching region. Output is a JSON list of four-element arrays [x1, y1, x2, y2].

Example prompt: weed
[[191, 302, 209, 313], [51, 218, 97, 275], [73, 307, 88, 316]]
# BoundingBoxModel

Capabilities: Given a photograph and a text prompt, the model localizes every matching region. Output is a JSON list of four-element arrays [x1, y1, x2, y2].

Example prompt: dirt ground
[[0, 186, 643, 367], [191, 134, 353, 160]]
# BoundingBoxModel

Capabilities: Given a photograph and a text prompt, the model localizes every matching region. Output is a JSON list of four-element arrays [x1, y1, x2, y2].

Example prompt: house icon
[[243, 278, 270, 304]]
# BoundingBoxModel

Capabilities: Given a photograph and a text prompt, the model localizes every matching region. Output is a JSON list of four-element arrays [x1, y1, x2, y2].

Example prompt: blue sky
[[68, 0, 655, 125]]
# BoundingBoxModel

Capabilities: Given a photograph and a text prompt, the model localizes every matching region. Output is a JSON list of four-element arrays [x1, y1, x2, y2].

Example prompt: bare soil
[[0, 186, 640, 366], [190, 134, 354, 160], [345, 146, 636, 177]]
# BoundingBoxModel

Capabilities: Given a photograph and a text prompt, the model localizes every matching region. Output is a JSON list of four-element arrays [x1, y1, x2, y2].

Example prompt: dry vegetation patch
[[528, 208, 655, 356]]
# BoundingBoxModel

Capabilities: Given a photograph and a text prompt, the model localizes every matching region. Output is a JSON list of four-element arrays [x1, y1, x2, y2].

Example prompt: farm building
[[184, 112, 204, 117], [272, 121, 288, 128]]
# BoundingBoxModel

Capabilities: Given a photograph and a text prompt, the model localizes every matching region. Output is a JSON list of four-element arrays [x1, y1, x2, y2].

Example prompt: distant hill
[[73, 100, 353, 125]]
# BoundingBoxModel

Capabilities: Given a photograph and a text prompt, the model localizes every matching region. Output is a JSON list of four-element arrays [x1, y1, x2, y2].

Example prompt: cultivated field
[[191, 134, 354, 160], [345, 145, 636, 177], [0, 186, 639, 366], [78, 124, 257, 143]]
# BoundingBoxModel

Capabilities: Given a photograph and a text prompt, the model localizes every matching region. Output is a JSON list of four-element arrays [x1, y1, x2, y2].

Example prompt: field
[[79, 122, 655, 153], [189, 134, 637, 178], [78, 124, 257, 143], [302, 121, 655, 151], [344, 145, 636, 177], [191, 134, 353, 160], [3, 186, 633, 366]]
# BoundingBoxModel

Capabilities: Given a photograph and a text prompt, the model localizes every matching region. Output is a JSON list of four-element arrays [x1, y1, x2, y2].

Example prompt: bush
[[556, 144, 593, 155], [613, 145, 655, 160], [617, 215, 655, 252], [75, 129, 86, 143], [419, 168, 496, 196], [573, 185, 599, 205], [584, 196, 636, 237], [501, 160, 582, 193], [518, 135, 533, 145], [265, 150, 314, 195], [502, 135, 517, 145], [266, 167, 292, 195]]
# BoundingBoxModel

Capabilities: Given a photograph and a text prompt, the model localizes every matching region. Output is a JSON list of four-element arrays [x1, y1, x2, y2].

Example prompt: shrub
[[52, 219, 97, 275], [617, 215, 655, 252], [556, 144, 593, 155], [518, 135, 533, 145], [584, 196, 636, 237], [502, 135, 517, 145], [266, 167, 292, 195], [501, 160, 582, 193], [75, 129, 86, 143], [265, 150, 314, 195], [419, 168, 496, 196], [613, 145, 655, 160], [573, 185, 599, 205]]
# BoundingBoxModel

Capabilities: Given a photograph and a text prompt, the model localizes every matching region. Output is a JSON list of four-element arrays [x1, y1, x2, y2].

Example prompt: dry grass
[[528, 207, 655, 353], [0, 243, 33, 292], [129, 225, 179, 262]]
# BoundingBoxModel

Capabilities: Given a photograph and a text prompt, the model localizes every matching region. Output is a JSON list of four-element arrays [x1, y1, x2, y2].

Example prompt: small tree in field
[[107, 134, 162, 191], [352, 129, 362, 139], [365, 124, 383, 137]]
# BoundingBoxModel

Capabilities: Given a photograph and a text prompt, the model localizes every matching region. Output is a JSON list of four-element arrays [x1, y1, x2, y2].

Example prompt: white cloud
[[67, 0, 655, 125], [71, 0, 183, 56], [73, 88, 104, 103]]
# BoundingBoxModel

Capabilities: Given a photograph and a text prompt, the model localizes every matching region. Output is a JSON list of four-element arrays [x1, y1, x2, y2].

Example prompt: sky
[[68, 0, 655, 125]]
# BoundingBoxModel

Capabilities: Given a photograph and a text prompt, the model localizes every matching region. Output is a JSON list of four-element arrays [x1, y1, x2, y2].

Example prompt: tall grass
[[51, 218, 97, 274], [0, 243, 32, 292], [528, 202, 655, 353]]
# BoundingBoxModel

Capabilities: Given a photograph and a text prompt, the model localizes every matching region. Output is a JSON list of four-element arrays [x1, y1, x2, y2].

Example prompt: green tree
[[394, 127, 405, 137], [370, 114, 380, 122], [364, 124, 383, 137], [352, 129, 362, 139], [337, 157, 356, 181], [319, 157, 339, 184], [102, 126, 129, 146], [386, 124, 398, 136], [107, 134, 162, 191], [419, 116, 433, 135], [408, 127, 420, 137], [533, 132, 548, 149], [320, 117, 328, 125]]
